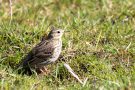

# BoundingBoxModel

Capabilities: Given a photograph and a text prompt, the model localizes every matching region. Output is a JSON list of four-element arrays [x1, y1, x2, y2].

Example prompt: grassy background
[[0, 0, 135, 89]]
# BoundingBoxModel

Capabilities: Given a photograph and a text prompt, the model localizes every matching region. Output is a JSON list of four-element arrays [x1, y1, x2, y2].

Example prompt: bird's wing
[[21, 39, 55, 67]]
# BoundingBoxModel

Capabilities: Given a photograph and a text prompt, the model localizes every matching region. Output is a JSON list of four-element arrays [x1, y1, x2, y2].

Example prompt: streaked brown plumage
[[18, 27, 64, 75]]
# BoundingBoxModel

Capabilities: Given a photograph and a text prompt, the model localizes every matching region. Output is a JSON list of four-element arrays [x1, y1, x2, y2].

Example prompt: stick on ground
[[64, 63, 88, 86]]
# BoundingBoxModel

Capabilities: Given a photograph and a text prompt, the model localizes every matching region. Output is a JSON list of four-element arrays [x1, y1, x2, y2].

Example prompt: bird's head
[[47, 26, 64, 39]]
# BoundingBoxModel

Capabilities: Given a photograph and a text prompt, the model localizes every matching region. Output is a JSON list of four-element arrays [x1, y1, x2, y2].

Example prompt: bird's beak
[[63, 30, 70, 36], [64, 30, 70, 33]]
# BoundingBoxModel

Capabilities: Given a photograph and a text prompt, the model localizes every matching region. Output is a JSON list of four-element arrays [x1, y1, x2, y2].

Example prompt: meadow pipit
[[18, 27, 64, 75]]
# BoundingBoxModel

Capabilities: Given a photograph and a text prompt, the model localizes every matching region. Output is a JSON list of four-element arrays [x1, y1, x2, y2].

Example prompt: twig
[[9, 0, 12, 24], [125, 42, 131, 51], [64, 63, 88, 86]]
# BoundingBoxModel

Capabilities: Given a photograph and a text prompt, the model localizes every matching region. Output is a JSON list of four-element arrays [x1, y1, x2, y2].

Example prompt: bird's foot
[[39, 66, 50, 75]]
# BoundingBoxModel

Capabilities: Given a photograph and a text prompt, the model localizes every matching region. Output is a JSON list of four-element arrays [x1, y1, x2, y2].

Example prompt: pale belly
[[49, 45, 62, 62]]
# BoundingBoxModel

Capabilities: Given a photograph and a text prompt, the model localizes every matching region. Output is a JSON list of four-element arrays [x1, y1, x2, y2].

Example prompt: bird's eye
[[57, 31, 60, 33]]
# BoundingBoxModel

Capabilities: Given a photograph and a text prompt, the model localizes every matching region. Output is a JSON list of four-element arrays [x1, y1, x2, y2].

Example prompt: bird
[[17, 27, 64, 75]]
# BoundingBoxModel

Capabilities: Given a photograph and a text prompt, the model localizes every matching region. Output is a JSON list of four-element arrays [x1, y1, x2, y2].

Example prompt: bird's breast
[[49, 40, 62, 62]]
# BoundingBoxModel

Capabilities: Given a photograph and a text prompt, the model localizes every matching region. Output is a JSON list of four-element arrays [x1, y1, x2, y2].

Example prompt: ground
[[0, 0, 135, 89]]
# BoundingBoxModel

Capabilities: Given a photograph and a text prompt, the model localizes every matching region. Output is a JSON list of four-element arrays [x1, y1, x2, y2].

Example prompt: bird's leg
[[39, 66, 50, 75]]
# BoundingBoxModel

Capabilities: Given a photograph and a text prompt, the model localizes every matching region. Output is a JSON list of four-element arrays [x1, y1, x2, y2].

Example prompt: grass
[[0, 0, 135, 89]]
